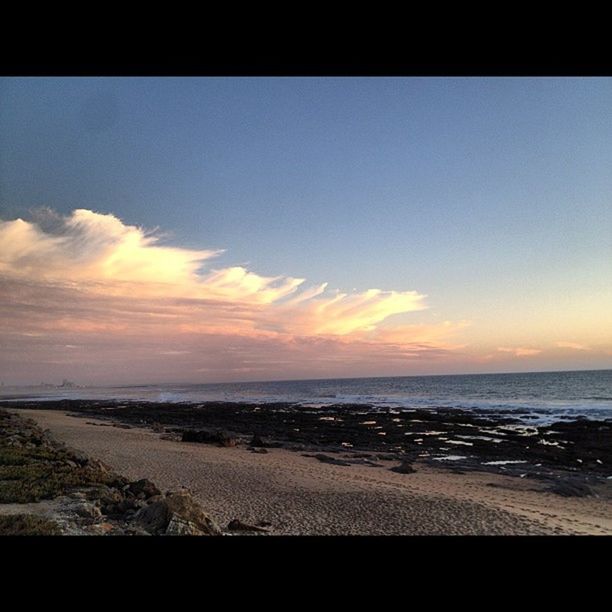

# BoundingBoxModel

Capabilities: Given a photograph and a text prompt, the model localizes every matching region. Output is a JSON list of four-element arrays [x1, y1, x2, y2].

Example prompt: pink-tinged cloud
[[556, 341, 591, 351], [0, 209, 466, 384], [497, 347, 542, 357]]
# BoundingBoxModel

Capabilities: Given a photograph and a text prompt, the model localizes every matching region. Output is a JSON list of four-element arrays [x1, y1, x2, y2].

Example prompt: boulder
[[249, 435, 282, 448], [218, 432, 238, 448], [116, 497, 145, 514], [133, 500, 171, 533], [98, 487, 125, 508], [145, 494, 164, 505], [127, 478, 161, 500], [73, 502, 103, 519], [182, 429, 210, 443], [134, 491, 221, 535], [390, 460, 416, 474], [166, 515, 207, 536], [182, 429, 238, 447], [68, 449, 91, 467]]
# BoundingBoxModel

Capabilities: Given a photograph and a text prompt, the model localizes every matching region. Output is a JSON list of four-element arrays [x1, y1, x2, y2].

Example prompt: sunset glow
[[1, 77, 611, 384]]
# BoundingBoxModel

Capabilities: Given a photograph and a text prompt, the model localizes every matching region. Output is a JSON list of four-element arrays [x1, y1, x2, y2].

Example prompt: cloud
[[0, 209, 220, 292], [0, 209, 427, 332], [497, 346, 542, 357], [0, 208, 466, 383], [555, 341, 591, 351]]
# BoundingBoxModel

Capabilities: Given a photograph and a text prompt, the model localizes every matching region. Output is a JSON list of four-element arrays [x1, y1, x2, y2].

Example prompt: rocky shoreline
[[3, 399, 611, 501], [0, 409, 268, 536]]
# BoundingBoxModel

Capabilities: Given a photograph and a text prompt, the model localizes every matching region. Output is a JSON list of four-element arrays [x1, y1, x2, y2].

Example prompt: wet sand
[[18, 410, 612, 535]]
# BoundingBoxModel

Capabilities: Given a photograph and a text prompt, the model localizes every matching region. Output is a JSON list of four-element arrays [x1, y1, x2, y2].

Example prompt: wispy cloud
[[0, 209, 465, 383], [0, 209, 426, 330], [497, 346, 542, 357], [555, 341, 591, 351]]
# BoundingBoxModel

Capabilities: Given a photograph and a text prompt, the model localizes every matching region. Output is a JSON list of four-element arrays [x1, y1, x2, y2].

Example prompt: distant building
[[59, 379, 78, 388]]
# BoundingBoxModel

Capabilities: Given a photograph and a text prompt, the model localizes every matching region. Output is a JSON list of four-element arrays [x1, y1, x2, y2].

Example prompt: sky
[[1, 77, 611, 385]]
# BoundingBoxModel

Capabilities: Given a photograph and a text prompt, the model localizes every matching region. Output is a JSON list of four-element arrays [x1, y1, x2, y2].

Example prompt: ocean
[[2, 369, 612, 423]]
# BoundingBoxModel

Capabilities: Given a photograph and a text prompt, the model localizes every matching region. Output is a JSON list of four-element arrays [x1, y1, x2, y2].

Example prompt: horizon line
[[6, 366, 612, 390]]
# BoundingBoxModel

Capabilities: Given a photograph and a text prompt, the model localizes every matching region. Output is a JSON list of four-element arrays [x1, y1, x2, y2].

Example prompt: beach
[[15, 408, 612, 535]]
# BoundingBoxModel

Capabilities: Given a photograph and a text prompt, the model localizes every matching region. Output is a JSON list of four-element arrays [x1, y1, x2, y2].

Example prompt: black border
[[2, 36, 611, 77], [2, 59, 611, 77], [1, 36, 610, 582]]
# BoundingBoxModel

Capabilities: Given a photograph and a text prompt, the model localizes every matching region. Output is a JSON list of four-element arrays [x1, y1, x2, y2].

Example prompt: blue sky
[[1, 77, 611, 382]]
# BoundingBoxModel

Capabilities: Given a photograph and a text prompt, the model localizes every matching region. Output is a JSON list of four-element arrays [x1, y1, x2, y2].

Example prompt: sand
[[17, 409, 612, 535]]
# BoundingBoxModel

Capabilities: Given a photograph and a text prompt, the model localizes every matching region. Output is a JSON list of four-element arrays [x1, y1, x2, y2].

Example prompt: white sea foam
[[432, 455, 467, 461], [456, 435, 503, 443], [3, 371, 611, 426], [538, 439, 560, 446]]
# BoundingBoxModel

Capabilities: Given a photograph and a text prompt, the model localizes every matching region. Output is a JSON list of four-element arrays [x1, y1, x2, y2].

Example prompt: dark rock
[[77, 484, 114, 502], [127, 478, 161, 500], [219, 432, 238, 447], [133, 500, 171, 533], [377, 454, 399, 461], [146, 494, 164, 505], [308, 453, 352, 466], [182, 429, 216, 443], [249, 435, 282, 448], [390, 460, 416, 474], [8, 398, 611, 482], [548, 481, 594, 497], [69, 449, 90, 466], [249, 447, 268, 454], [182, 429, 238, 447], [116, 498, 145, 514]]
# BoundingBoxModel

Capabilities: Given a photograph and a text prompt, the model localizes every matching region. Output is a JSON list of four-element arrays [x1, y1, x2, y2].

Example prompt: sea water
[[3, 369, 612, 424]]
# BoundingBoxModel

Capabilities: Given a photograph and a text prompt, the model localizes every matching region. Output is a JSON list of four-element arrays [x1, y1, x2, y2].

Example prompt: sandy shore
[[17, 409, 612, 535]]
